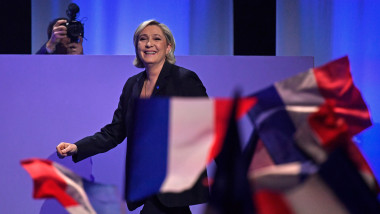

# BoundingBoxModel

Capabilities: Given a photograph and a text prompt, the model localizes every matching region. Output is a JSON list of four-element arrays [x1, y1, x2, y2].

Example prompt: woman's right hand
[[56, 142, 78, 158]]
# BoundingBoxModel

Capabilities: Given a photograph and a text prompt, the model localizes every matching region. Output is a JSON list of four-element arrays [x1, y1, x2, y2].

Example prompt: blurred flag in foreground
[[250, 104, 380, 213], [251, 147, 380, 214], [21, 158, 124, 214], [206, 96, 255, 214], [125, 97, 256, 202], [247, 56, 372, 166], [246, 56, 379, 213]]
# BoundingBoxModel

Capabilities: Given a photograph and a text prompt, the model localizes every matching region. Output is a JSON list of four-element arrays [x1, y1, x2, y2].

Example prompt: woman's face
[[137, 25, 171, 67]]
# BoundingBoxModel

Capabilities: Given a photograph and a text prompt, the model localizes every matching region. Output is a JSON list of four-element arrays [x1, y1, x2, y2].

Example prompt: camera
[[64, 3, 84, 43]]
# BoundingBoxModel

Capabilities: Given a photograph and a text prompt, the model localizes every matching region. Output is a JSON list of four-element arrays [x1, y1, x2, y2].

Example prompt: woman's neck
[[145, 60, 165, 82]]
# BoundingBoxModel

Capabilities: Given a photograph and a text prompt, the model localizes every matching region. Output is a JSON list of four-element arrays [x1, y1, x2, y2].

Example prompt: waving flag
[[246, 56, 378, 213], [249, 100, 379, 213], [295, 102, 379, 191], [250, 147, 380, 214], [207, 97, 255, 214], [125, 97, 256, 202], [248, 56, 371, 165], [21, 158, 124, 214]]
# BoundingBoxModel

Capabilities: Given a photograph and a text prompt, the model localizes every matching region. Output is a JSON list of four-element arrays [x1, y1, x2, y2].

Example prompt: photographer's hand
[[46, 19, 68, 53]]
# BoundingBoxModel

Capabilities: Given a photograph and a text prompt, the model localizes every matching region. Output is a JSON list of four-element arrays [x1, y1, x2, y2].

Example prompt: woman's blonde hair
[[133, 20, 176, 68]]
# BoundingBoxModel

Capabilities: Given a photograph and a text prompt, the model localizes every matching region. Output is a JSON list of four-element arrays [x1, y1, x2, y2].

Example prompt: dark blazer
[[72, 61, 209, 210], [36, 43, 50, 54]]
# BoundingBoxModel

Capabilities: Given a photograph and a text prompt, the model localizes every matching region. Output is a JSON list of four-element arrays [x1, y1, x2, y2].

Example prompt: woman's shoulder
[[168, 63, 207, 96], [120, 70, 144, 92], [127, 70, 145, 82], [169, 63, 199, 80]]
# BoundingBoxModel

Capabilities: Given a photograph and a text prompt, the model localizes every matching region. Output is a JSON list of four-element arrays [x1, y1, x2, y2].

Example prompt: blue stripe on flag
[[83, 179, 124, 213], [248, 86, 307, 164], [125, 98, 170, 201]]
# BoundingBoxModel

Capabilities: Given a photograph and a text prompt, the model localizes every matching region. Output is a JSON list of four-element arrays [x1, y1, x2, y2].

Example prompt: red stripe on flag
[[207, 98, 257, 163], [308, 102, 350, 151], [309, 102, 379, 192], [21, 159, 79, 207], [313, 56, 372, 136]]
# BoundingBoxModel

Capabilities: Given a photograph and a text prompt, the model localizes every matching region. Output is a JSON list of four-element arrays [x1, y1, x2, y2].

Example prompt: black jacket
[[35, 43, 50, 54], [72, 61, 209, 210]]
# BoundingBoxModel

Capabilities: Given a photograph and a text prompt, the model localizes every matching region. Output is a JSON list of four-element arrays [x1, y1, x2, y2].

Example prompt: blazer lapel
[[131, 72, 146, 98], [152, 61, 172, 96]]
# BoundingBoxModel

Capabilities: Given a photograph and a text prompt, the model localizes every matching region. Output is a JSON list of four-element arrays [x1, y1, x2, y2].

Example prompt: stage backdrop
[[1, 55, 316, 213]]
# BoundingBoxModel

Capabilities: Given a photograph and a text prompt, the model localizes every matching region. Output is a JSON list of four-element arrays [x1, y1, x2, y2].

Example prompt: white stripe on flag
[[249, 162, 303, 191], [285, 106, 320, 113], [285, 175, 349, 214], [160, 98, 214, 192], [53, 163, 96, 214], [66, 205, 96, 214], [275, 69, 325, 130]]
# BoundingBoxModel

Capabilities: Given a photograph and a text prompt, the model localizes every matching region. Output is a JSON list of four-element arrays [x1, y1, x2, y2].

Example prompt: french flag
[[125, 97, 256, 202], [21, 158, 124, 214], [250, 107, 379, 213], [21, 158, 97, 214], [246, 56, 379, 213], [248, 56, 372, 165], [251, 148, 380, 214]]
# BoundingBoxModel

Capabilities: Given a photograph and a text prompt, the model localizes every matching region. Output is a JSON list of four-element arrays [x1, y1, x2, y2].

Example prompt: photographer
[[36, 18, 83, 55], [36, 4, 84, 55]]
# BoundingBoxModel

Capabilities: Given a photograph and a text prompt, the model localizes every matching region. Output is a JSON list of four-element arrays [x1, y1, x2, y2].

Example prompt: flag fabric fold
[[245, 56, 379, 213], [125, 97, 256, 202], [206, 96, 255, 214], [21, 158, 124, 214], [248, 56, 372, 165], [251, 147, 380, 214], [296, 101, 379, 191]]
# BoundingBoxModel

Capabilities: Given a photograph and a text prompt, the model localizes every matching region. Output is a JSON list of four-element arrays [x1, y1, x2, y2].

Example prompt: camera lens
[[65, 21, 83, 43]]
